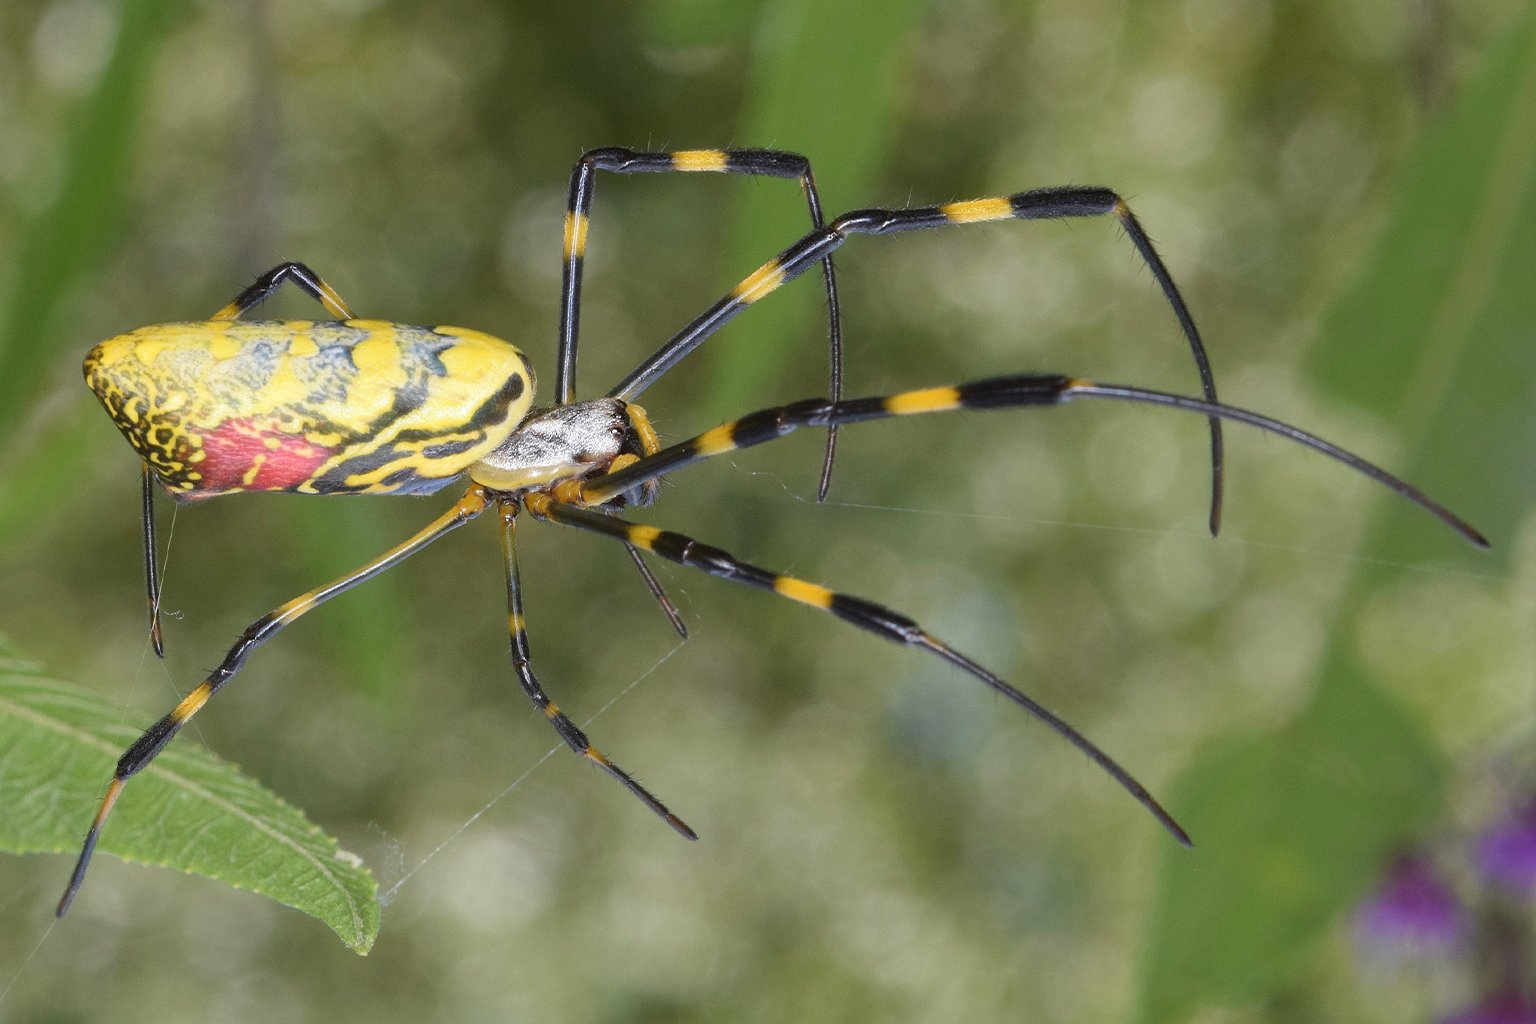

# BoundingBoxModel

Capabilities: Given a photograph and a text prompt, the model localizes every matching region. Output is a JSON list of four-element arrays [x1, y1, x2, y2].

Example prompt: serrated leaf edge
[[0, 673, 375, 950]]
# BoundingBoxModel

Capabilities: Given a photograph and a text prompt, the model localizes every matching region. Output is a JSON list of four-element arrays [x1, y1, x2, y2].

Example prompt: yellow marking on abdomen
[[543, 701, 561, 719], [731, 260, 786, 304], [774, 576, 834, 608], [672, 149, 728, 172], [564, 211, 589, 260], [940, 197, 1014, 223], [241, 456, 268, 487], [171, 681, 214, 723], [206, 330, 246, 359], [885, 386, 962, 415], [693, 424, 738, 457]]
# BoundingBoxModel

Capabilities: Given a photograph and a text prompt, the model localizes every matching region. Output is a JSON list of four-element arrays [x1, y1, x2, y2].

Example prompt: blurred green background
[[0, 0, 1530, 1020]]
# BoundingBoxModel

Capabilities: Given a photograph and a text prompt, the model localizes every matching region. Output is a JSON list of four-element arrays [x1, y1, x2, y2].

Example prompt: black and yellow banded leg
[[56, 487, 493, 918], [135, 262, 357, 661], [139, 260, 356, 658], [558, 146, 845, 500], [210, 260, 356, 321], [608, 187, 1226, 534], [496, 500, 696, 839], [125, 260, 360, 654], [524, 494, 1192, 847], [579, 377, 1487, 547]]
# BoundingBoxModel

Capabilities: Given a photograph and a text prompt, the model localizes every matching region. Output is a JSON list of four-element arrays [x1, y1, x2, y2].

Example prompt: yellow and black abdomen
[[83, 319, 534, 498]]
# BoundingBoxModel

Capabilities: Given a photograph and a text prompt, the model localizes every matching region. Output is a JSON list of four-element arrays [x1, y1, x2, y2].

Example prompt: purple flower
[[1441, 994, 1536, 1024], [1355, 851, 1467, 958], [1477, 800, 1536, 894]]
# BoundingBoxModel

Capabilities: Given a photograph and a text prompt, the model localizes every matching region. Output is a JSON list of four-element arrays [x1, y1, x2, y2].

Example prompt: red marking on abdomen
[[197, 419, 337, 493]]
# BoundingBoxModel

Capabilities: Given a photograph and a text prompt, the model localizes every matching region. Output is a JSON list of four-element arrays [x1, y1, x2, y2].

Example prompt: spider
[[57, 147, 1486, 917]]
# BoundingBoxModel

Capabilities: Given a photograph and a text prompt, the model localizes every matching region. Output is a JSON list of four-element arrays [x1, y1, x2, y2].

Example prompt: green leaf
[[1134, 10, 1536, 1021], [0, 642, 379, 954], [1310, 10, 1536, 568]]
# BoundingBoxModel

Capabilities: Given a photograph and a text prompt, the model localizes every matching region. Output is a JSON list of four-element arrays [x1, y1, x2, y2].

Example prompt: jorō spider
[[57, 148, 1487, 916]]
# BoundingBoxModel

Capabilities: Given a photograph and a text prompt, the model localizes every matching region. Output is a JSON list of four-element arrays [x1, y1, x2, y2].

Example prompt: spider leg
[[607, 189, 1225, 534], [525, 494, 1191, 847], [132, 263, 359, 657], [56, 487, 492, 918], [582, 377, 1486, 548], [209, 260, 356, 321], [557, 147, 843, 499], [617, 401, 687, 636], [141, 463, 164, 658], [496, 499, 695, 838], [624, 544, 689, 639], [560, 148, 844, 622]]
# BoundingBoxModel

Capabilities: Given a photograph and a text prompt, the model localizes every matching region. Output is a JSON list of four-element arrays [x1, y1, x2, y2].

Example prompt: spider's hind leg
[[211, 261, 356, 321], [141, 463, 164, 657], [58, 487, 492, 917]]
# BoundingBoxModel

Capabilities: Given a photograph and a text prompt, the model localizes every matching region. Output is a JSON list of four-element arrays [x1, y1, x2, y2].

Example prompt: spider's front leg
[[557, 148, 842, 498], [608, 188, 1226, 534]]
